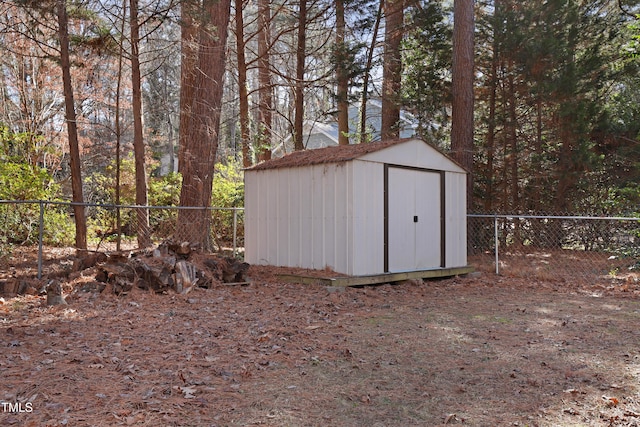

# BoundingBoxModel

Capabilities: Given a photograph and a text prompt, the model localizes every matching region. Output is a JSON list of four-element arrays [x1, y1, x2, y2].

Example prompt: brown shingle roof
[[246, 138, 415, 171]]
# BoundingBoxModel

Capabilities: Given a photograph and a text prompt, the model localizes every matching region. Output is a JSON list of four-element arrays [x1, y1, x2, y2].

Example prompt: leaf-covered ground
[[2, 253, 640, 426]]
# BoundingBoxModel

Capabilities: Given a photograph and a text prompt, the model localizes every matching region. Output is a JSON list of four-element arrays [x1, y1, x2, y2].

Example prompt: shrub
[[0, 162, 73, 253], [211, 160, 244, 246]]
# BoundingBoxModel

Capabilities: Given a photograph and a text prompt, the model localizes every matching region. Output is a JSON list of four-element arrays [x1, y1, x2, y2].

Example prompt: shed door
[[386, 167, 442, 272]]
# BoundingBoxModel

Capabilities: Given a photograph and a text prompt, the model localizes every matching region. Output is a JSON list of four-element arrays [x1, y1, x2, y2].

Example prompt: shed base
[[277, 266, 474, 287]]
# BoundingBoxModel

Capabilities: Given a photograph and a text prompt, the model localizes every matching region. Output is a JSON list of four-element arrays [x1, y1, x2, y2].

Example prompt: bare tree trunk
[[114, 0, 127, 252], [484, 37, 497, 213], [179, 2, 197, 163], [335, 0, 349, 145], [234, 0, 251, 167], [177, 0, 232, 249], [507, 69, 518, 213], [293, 0, 306, 151], [257, 0, 273, 160], [359, 0, 384, 143], [381, 0, 403, 140], [56, 0, 87, 251], [451, 0, 475, 209], [130, 0, 150, 248]]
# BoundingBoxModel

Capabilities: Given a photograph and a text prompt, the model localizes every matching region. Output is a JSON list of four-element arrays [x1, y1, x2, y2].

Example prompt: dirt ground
[[2, 249, 640, 426]]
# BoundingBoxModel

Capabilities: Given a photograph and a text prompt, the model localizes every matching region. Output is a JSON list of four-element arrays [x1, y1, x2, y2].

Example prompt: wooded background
[[0, 0, 639, 249]]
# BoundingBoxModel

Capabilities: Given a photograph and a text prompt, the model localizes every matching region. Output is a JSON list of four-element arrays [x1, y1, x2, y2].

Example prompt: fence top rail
[[468, 213, 640, 221], [0, 200, 244, 211]]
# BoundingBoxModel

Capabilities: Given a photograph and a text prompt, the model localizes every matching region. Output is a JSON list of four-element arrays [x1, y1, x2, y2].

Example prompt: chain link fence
[[468, 214, 640, 284], [1, 201, 638, 285], [0, 200, 244, 278]]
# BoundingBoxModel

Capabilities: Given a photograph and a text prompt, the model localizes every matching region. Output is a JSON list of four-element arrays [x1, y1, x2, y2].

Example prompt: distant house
[[272, 100, 418, 157]]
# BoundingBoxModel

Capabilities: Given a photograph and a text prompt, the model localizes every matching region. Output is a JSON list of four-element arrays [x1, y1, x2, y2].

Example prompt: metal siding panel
[[445, 172, 467, 267], [340, 162, 353, 275], [299, 167, 314, 268], [319, 162, 351, 275], [256, 171, 269, 265], [247, 170, 273, 266], [243, 172, 257, 264], [344, 162, 354, 275], [351, 161, 384, 275], [324, 166, 336, 271], [289, 169, 302, 267], [263, 170, 278, 265], [275, 169, 289, 266], [330, 166, 338, 271], [311, 164, 327, 269]]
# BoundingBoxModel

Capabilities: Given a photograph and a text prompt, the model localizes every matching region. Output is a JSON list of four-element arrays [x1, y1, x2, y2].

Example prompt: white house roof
[[247, 138, 467, 172]]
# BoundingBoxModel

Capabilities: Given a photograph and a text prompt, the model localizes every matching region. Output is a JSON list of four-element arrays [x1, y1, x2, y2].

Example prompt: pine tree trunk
[[293, 0, 307, 151], [179, 1, 198, 166], [177, 0, 232, 249], [130, 0, 150, 248], [381, 0, 403, 140], [451, 0, 475, 209], [484, 35, 497, 213], [257, 0, 273, 160], [359, 0, 384, 143], [235, 0, 251, 167], [56, 0, 87, 251], [336, 0, 349, 146]]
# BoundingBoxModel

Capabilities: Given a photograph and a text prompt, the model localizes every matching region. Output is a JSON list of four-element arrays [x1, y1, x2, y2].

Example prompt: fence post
[[232, 208, 238, 257], [494, 215, 499, 275], [38, 201, 44, 279]]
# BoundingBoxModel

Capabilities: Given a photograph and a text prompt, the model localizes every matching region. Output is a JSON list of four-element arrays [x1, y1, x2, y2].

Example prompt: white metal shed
[[244, 138, 468, 276]]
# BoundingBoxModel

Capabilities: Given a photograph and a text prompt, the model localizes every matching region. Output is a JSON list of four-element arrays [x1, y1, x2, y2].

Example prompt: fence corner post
[[232, 207, 238, 257], [38, 201, 44, 280], [494, 215, 499, 275]]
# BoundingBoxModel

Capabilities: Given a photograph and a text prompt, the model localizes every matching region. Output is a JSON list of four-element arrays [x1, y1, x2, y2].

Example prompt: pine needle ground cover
[[1, 250, 640, 426]]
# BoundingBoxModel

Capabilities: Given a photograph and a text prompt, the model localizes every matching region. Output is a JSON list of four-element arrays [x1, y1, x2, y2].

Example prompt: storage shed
[[244, 138, 468, 277]]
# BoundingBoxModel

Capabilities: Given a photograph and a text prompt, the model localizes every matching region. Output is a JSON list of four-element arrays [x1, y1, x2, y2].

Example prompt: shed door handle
[[414, 215, 418, 223]]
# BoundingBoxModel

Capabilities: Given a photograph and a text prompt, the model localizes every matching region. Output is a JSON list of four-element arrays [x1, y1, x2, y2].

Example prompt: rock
[[46, 281, 67, 306]]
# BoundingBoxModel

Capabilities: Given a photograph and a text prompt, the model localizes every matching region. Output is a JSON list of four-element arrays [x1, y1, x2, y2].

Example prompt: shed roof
[[247, 138, 439, 171]]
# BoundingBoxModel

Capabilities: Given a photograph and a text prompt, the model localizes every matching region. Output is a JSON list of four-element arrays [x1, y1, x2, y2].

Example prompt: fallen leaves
[[2, 261, 640, 426], [602, 395, 619, 407], [173, 385, 197, 399]]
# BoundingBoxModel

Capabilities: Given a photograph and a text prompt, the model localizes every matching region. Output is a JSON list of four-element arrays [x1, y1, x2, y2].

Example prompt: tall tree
[[359, 0, 383, 143], [381, 0, 403, 140], [234, 0, 251, 166], [257, 0, 273, 159], [56, 0, 87, 251], [401, 2, 451, 144], [293, 0, 307, 151], [335, 0, 349, 145], [179, 1, 197, 169], [176, 0, 232, 248], [129, 0, 150, 248], [451, 0, 474, 208]]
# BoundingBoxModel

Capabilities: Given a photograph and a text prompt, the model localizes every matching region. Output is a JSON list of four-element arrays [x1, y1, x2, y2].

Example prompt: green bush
[[211, 160, 244, 246], [0, 162, 73, 253], [148, 172, 181, 238], [81, 156, 244, 247]]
